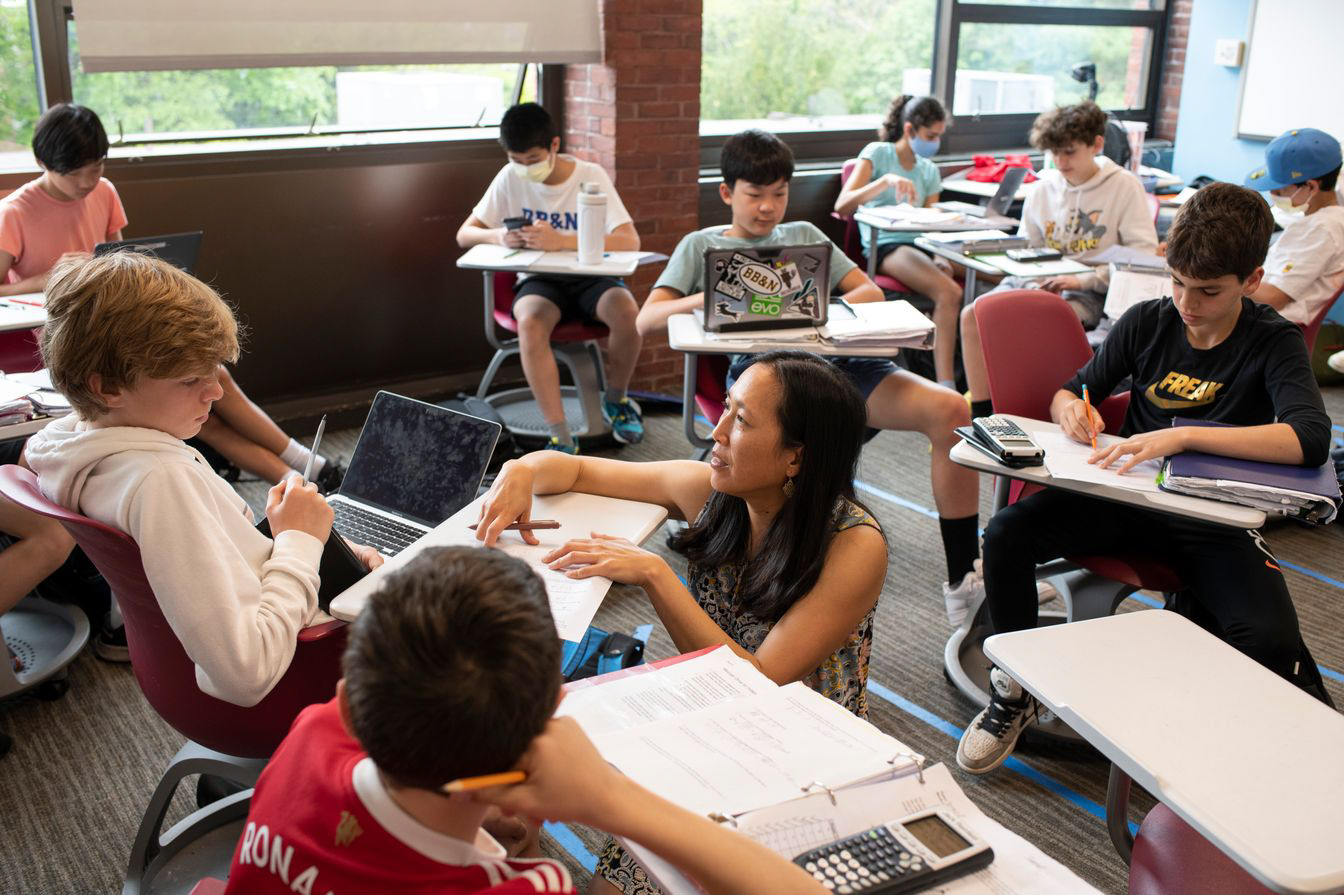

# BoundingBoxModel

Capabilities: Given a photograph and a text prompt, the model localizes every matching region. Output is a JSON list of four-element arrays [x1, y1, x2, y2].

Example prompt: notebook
[[94, 231, 204, 274], [328, 391, 501, 556], [703, 244, 831, 333]]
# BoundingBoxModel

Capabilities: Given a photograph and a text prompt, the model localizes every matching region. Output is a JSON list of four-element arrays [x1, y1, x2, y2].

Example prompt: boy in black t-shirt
[[957, 183, 1334, 776]]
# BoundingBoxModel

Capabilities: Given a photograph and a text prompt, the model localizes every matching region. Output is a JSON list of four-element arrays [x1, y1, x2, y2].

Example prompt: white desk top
[[853, 208, 1018, 233], [666, 311, 911, 358], [456, 244, 662, 277], [985, 611, 1344, 895], [914, 236, 1093, 279], [0, 416, 52, 441], [0, 296, 46, 333], [328, 490, 668, 629], [949, 414, 1266, 529], [941, 165, 1182, 201]]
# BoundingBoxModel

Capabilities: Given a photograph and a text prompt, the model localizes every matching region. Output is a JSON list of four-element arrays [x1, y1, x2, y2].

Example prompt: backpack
[[437, 394, 522, 478], [562, 624, 652, 682]]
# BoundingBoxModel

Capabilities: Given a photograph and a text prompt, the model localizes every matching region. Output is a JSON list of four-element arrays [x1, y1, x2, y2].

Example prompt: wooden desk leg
[[682, 351, 713, 457], [1106, 763, 1136, 866]]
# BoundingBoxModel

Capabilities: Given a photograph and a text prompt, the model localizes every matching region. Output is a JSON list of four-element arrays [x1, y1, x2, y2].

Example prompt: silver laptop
[[703, 243, 831, 332], [328, 391, 501, 557], [94, 230, 204, 274], [935, 166, 1029, 219]]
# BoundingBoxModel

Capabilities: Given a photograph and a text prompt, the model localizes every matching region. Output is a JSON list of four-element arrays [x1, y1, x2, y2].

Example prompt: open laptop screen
[[338, 392, 501, 528]]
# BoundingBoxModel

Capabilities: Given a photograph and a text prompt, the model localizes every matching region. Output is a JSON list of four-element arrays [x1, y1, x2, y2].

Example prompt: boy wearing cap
[[1244, 127, 1344, 329]]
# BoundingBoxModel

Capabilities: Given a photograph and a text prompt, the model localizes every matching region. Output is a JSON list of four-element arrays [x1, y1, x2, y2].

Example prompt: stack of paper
[[0, 379, 34, 426], [823, 299, 935, 350], [860, 203, 964, 226], [6, 370, 71, 417]]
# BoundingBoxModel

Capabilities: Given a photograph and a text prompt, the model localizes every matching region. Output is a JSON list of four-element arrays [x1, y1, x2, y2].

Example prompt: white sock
[[280, 437, 327, 477]]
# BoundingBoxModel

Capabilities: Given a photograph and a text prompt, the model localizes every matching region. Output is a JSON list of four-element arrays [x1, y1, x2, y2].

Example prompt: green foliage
[[0, 4, 40, 151]]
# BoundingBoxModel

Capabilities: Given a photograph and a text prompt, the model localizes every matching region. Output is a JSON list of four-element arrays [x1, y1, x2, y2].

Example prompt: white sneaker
[[956, 667, 1040, 775], [942, 562, 1059, 627], [1329, 350, 1344, 375]]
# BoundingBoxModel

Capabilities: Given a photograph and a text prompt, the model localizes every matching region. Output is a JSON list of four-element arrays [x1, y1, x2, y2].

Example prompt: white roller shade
[[73, 0, 601, 72]]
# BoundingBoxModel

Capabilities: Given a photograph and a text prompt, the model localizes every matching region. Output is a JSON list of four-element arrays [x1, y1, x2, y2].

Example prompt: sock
[[281, 437, 327, 477], [604, 388, 627, 406], [548, 421, 573, 446], [970, 399, 993, 420], [939, 514, 980, 585]]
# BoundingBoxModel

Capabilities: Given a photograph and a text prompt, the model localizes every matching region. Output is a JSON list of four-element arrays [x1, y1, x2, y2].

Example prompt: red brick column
[[564, 0, 702, 398], [1154, 0, 1192, 142]]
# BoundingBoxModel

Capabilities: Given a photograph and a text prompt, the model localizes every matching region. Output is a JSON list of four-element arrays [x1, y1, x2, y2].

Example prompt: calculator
[[793, 807, 993, 894], [963, 415, 1045, 467]]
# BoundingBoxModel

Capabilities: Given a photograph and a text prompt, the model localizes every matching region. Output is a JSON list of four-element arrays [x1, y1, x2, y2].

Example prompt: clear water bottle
[[577, 182, 606, 266]]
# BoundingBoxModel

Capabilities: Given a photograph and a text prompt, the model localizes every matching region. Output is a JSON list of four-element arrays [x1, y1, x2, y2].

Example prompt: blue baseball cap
[[1244, 128, 1342, 191]]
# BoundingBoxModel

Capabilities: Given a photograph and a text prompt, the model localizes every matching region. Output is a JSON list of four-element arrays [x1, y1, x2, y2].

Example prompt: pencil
[[1082, 385, 1097, 451], [441, 770, 526, 793], [302, 414, 327, 482], [468, 520, 560, 531]]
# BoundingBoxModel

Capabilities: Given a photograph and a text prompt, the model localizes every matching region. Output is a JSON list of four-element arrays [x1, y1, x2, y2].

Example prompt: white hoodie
[[25, 415, 324, 707], [1019, 156, 1159, 292]]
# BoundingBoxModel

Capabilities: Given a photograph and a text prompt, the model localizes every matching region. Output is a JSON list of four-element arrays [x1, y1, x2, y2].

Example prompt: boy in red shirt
[[226, 546, 825, 895]]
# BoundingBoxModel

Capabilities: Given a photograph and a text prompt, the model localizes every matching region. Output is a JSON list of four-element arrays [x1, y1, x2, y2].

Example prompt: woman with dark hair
[[834, 95, 963, 388], [475, 351, 887, 718]]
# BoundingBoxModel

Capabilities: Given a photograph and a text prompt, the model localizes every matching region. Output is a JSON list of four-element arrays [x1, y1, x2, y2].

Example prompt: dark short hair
[[879, 95, 946, 142], [1029, 101, 1107, 152], [1165, 181, 1273, 282], [721, 129, 795, 188], [499, 102, 556, 154], [32, 104, 109, 174], [1294, 164, 1340, 193], [341, 546, 561, 790]]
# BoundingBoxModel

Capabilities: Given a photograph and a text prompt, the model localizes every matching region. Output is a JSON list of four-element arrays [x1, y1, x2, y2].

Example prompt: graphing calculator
[[965, 415, 1045, 466], [793, 807, 994, 893]]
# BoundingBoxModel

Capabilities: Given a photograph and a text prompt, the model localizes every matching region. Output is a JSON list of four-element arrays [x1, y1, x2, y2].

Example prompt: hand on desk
[[1037, 274, 1083, 293], [1058, 396, 1106, 445], [544, 533, 665, 588], [344, 539, 385, 572], [1090, 428, 1185, 475], [520, 219, 570, 252], [498, 228, 527, 249], [475, 464, 539, 546]]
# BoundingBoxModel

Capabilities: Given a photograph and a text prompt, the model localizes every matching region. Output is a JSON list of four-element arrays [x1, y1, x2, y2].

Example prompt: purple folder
[[1163, 418, 1339, 498]]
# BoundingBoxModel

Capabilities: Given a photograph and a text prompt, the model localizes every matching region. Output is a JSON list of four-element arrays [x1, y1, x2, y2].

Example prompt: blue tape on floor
[[544, 822, 598, 873], [854, 479, 940, 522]]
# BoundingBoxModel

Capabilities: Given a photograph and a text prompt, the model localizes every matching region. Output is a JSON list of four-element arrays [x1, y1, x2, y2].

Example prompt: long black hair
[[670, 351, 882, 622], [879, 95, 946, 143]]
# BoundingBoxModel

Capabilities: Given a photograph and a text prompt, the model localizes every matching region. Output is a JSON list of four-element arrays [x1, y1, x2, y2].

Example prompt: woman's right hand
[[884, 173, 917, 203], [475, 462, 538, 546], [1059, 397, 1104, 445], [266, 477, 334, 542]]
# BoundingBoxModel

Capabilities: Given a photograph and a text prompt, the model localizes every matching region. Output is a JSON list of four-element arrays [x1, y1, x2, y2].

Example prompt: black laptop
[[95, 230, 204, 273]]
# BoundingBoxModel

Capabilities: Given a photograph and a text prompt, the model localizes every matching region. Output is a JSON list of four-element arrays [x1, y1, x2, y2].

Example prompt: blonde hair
[[40, 252, 240, 419]]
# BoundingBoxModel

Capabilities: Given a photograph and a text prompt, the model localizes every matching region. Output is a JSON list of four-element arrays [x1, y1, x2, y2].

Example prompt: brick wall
[[1155, 0, 1192, 142], [564, 0, 702, 398]]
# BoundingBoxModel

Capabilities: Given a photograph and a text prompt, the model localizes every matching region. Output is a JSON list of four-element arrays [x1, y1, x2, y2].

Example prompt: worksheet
[[1037, 429, 1162, 493], [497, 542, 611, 642]]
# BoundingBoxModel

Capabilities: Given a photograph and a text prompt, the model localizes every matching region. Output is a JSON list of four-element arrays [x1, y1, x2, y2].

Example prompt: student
[[1243, 127, 1344, 328], [225, 546, 827, 895], [834, 95, 963, 388], [457, 103, 644, 453], [956, 183, 1334, 776], [636, 129, 1029, 627], [24, 253, 382, 706], [0, 103, 341, 489], [960, 100, 1158, 421]]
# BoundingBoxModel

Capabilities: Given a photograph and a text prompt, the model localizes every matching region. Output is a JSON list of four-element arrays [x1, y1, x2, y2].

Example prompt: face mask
[[1271, 185, 1308, 214], [511, 152, 554, 183], [910, 135, 940, 158]]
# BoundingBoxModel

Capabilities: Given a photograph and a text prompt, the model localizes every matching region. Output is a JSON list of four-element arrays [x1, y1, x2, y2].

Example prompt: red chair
[[0, 465, 346, 895], [188, 880, 228, 895], [0, 328, 43, 373], [683, 354, 731, 456], [1298, 282, 1344, 357], [474, 270, 612, 439], [833, 160, 912, 294], [1126, 801, 1272, 894], [944, 291, 1182, 717]]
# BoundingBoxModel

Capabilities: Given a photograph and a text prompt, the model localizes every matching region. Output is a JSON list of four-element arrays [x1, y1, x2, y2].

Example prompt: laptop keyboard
[[331, 501, 425, 556]]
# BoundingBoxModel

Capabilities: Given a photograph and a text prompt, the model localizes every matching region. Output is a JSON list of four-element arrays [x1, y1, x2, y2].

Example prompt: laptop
[[94, 230, 204, 274], [703, 244, 831, 333], [935, 165, 1029, 219], [328, 391, 501, 557]]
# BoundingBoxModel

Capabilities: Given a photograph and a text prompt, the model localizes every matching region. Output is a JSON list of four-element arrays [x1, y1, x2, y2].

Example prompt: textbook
[[1158, 419, 1341, 523], [560, 647, 1097, 894]]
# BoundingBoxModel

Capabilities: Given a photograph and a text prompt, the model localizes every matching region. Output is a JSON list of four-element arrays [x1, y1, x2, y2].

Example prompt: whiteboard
[[1237, 0, 1344, 140]]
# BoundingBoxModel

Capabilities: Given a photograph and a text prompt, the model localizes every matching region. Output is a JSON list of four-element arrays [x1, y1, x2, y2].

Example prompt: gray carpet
[[3, 393, 1342, 894]]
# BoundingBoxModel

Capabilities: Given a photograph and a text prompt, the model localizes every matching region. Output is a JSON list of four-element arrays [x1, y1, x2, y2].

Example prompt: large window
[[701, 0, 1169, 158], [0, 0, 41, 151]]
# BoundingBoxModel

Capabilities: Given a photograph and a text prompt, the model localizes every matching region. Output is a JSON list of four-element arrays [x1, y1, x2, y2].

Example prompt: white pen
[[302, 414, 327, 482]]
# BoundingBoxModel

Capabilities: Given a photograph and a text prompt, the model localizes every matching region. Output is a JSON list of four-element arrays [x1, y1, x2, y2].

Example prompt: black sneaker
[[314, 459, 345, 495], [94, 624, 131, 663]]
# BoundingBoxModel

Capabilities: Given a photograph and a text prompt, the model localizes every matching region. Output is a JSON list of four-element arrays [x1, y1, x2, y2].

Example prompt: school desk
[[852, 209, 1018, 281], [941, 164, 1183, 202], [912, 236, 1093, 306], [0, 296, 45, 333], [985, 611, 1344, 895]]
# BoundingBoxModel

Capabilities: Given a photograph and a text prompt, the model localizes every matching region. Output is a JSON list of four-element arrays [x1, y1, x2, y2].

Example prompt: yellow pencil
[[1082, 385, 1097, 451], [440, 770, 526, 793]]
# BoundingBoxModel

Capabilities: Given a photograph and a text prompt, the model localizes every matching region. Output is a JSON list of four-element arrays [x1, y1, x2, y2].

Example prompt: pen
[[838, 297, 858, 318], [502, 248, 522, 259], [1081, 385, 1097, 451], [441, 770, 526, 793], [467, 520, 561, 531], [302, 414, 327, 482]]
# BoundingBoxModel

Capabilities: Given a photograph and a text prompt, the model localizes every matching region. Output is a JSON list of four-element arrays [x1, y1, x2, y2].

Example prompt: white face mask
[[1271, 184, 1308, 214], [510, 152, 555, 183]]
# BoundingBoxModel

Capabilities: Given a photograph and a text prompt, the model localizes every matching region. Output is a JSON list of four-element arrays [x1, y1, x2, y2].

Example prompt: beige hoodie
[[25, 415, 324, 707]]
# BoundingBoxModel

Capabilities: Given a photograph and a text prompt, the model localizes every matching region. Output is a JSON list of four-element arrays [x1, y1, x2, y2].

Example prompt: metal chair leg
[[1106, 763, 1135, 866]]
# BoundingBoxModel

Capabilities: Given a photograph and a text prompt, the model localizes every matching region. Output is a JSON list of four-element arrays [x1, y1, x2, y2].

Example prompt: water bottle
[[577, 182, 606, 266]]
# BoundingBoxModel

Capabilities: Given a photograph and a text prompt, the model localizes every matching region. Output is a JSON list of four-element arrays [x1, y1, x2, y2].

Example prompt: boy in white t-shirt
[[457, 104, 644, 452], [1244, 128, 1344, 330]]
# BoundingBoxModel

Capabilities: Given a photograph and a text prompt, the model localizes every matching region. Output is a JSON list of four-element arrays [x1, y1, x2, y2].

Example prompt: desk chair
[[0, 465, 346, 895], [834, 160, 912, 295], [1299, 281, 1344, 357], [945, 290, 1182, 728], [682, 354, 730, 458], [475, 270, 612, 441], [0, 328, 42, 374]]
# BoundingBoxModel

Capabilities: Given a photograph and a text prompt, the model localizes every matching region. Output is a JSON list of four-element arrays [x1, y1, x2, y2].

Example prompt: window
[[0, 0, 41, 152]]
